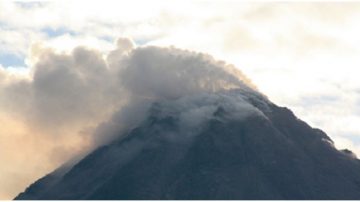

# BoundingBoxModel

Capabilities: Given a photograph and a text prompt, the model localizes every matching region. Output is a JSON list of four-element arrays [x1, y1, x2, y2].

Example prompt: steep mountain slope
[[16, 89, 360, 200]]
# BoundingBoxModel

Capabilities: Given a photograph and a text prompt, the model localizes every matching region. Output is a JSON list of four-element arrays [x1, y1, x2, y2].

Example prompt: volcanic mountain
[[15, 45, 360, 200]]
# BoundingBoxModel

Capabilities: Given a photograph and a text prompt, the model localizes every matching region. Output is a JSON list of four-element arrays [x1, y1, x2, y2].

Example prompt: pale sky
[[1, 0, 360, 200]]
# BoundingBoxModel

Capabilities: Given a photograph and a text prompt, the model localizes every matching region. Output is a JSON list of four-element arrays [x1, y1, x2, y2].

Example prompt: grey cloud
[[0, 38, 264, 199], [117, 46, 255, 100], [91, 43, 260, 145], [1, 37, 259, 156], [30, 47, 119, 129]]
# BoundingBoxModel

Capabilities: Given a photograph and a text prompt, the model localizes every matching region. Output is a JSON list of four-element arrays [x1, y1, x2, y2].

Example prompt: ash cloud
[[0, 37, 261, 150], [93, 41, 261, 145], [117, 46, 254, 100], [0, 37, 260, 199]]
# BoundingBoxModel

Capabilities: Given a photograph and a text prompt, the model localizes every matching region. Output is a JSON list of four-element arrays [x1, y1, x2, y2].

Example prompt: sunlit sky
[[1, 0, 360, 199]]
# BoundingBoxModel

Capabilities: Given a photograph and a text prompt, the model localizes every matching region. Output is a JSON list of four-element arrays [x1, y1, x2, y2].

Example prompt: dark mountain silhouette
[[15, 89, 360, 200]]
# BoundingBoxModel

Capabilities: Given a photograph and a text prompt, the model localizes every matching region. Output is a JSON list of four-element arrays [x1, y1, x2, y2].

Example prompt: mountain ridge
[[15, 89, 360, 200]]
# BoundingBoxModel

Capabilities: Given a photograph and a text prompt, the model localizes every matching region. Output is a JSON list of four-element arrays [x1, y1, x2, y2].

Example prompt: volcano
[[15, 46, 360, 200]]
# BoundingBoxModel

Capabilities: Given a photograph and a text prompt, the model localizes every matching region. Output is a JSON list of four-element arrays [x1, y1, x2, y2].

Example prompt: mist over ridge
[[13, 38, 360, 200]]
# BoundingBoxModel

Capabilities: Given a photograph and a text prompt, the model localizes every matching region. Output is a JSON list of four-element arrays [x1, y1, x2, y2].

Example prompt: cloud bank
[[0, 37, 258, 199]]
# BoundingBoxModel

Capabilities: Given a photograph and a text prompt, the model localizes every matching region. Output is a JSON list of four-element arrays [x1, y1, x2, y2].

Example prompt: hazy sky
[[1, 0, 360, 199]]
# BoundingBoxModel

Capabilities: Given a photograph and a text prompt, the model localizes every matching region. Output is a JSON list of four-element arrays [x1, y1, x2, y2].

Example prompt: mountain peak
[[16, 87, 360, 200]]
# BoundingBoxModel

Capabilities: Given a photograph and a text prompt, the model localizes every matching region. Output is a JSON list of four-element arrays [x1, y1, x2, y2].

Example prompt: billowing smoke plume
[[0, 37, 260, 199]]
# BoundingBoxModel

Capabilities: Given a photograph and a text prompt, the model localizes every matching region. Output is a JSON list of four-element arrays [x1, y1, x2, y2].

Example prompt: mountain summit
[[15, 46, 360, 200]]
